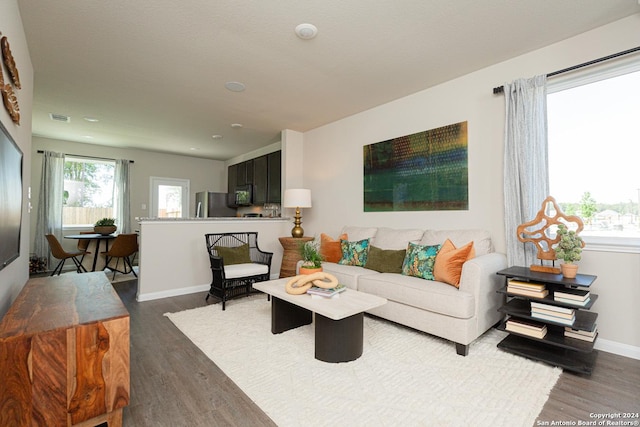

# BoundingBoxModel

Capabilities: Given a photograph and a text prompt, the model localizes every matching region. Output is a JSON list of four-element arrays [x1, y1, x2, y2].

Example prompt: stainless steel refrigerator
[[195, 192, 237, 217]]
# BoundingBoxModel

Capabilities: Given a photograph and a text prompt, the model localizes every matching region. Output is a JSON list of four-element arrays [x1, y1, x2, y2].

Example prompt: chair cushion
[[216, 244, 251, 265], [224, 263, 269, 279]]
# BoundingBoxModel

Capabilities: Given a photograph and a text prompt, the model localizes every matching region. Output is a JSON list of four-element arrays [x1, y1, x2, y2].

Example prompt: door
[[150, 177, 190, 218]]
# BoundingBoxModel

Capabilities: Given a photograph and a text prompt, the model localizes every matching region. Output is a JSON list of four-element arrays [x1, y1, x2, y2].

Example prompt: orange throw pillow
[[320, 233, 347, 263], [434, 239, 475, 288]]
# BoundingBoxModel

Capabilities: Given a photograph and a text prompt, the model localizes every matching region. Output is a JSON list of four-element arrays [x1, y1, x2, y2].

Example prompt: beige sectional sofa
[[319, 226, 507, 356]]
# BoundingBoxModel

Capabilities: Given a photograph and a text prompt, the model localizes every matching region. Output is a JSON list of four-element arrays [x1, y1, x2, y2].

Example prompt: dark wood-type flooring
[[110, 279, 639, 426]]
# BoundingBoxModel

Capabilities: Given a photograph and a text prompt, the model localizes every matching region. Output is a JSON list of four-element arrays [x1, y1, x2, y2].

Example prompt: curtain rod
[[37, 150, 134, 163], [492, 46, 640, 94]]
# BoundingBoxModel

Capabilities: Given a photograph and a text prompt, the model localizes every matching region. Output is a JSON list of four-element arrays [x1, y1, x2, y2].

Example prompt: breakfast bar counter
[[136, 217, 290, 301]]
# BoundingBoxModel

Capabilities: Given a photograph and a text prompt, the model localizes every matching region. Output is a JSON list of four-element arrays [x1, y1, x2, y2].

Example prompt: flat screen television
[[0, 120, 23, 271]]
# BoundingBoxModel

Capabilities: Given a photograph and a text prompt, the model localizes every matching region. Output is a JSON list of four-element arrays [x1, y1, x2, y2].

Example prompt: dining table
[[64, 233, 116, 272]]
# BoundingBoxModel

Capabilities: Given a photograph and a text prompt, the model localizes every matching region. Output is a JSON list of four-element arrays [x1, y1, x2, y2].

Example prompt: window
[[63, 156, 115, 227], [547, 63, 640, 252], [150, 177, 189, 218]]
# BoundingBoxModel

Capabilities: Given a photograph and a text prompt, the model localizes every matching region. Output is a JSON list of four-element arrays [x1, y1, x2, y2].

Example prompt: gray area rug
[[165, 295, 560, 427]]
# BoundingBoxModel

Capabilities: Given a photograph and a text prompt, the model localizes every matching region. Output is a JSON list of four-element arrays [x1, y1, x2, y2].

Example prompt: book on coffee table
[[306, 283, 347, 298]]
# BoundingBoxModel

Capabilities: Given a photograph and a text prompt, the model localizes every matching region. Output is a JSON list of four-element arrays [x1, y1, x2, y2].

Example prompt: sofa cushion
[[320, 262, 378, 290], [372, 227, 424, 250], [358, 273, 475, 319], [341, 226, 377, 242], [364, 246, 405, 273], [420, 229, 493, 256], [401, 242, 441, 280], [320, 233, 347, 263], [433, 239, 475, 288], [339, 238, 370, 266], [216, 244, 251, 265]]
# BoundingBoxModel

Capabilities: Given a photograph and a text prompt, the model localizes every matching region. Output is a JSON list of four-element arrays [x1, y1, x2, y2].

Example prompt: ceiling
[[17, 0, 639, 160]]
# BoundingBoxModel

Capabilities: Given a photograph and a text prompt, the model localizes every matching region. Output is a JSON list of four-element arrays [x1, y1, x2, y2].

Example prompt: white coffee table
[[253, 278, 387, 363]]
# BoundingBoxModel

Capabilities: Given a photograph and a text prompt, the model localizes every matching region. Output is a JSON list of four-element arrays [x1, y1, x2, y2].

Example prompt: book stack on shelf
[[565, 326, 598, 342], [530, 301, 575, 326], [307, 283, 346, 299], [505, 317, 547, 339], [554, 288, 591, 307], [507, 279, 549, 298]]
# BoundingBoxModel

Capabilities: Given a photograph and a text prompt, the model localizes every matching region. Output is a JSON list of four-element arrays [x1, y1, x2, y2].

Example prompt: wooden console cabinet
[[0, 272, 130, 426]]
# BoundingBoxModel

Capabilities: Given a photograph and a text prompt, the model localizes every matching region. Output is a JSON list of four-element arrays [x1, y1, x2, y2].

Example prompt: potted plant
[[298, 239, 323, 275], [554, 223, 584, 278], [94, 217, 117, 235]]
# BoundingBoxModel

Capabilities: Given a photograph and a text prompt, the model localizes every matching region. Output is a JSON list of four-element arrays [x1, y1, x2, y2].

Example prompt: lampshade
[[283, 189, 312, 208]]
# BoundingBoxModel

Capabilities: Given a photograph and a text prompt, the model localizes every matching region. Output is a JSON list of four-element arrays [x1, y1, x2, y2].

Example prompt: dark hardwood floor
[[112, 279, 639, 426]]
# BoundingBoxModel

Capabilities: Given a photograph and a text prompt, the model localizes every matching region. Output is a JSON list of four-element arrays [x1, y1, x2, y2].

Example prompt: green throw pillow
[[364, 246, 406, 273], [215, 244, 251, 265], [338, 238, 370, 266], [401, 242, 441, 280]]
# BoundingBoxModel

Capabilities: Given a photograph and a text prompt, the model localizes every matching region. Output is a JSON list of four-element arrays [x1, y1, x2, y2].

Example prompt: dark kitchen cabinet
[[267, 151, 281, 203], [253, 155, 269, 205], [227, 151, 281, 207], [227, 164, 238, 207]]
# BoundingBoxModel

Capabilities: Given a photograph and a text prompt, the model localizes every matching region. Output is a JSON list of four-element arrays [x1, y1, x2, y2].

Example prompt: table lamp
[[283, 188, 312, 238]]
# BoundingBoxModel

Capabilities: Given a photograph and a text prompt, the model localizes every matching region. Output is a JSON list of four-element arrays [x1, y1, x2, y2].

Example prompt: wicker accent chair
[[205, 232, 273, 310], [45, 234, 88, 276], [102, 233, 139, 280]]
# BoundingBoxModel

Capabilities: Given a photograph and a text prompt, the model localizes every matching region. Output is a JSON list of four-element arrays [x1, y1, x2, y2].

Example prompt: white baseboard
[[595, 338, 640, 360], [136, 274, 280, 302], [136, 283, 209, 302]]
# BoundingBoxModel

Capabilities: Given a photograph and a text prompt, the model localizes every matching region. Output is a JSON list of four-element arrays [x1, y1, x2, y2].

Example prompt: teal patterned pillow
[[338, 239, 370, 266], [402, 242, 441, 280]]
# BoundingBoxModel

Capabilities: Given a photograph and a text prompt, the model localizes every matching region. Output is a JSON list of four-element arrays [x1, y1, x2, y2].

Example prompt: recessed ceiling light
[[83, 135, 94, 139], [225, 81, 246, 92], [190, 147, 199, 151], [231, 123, 243, 128], [212, 134, 223, 139], [295, 23, 318, 40], [83, 116, 99, 122]]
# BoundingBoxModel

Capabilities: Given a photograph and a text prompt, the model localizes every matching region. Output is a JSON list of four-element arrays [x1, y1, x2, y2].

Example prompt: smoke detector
[[295, 23, 318, 40]]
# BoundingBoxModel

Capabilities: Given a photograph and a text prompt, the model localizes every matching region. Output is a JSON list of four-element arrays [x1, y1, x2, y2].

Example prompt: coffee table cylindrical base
[[315, 312, 363, 363]]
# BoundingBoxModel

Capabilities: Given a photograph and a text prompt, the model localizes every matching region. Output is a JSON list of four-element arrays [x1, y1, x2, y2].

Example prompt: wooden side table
[[278, 236, 313, 278]]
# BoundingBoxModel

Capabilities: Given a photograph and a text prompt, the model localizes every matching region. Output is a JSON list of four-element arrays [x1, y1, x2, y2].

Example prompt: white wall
[[0, 0, 34, 317], [30, 137, 226, 252], [300, 14, 640, 356]]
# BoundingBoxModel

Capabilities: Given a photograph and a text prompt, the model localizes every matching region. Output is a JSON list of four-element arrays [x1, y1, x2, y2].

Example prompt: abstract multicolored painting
[[363, 121, 468, 212]]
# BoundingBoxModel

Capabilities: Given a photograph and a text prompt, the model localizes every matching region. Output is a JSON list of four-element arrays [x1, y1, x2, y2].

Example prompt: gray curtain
[[114, 159, 131, 233], [34, 151, 65, 266], [503, 75, 550, 267]]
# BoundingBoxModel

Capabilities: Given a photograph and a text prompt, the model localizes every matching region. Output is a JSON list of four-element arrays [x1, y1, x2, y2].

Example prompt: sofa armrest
[[458, 252, 508, 333]]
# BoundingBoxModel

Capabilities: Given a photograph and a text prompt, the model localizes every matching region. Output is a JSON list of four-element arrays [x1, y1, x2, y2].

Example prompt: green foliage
[[64, 159, 115, 208], [95, 217, 116, 226], [299, 239, 323, 268], [579, 192, 597, 225], [554, 223, 584, 263]]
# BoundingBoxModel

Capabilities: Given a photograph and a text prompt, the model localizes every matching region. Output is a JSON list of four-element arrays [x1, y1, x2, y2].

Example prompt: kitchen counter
[[136, 217, 291, 301]]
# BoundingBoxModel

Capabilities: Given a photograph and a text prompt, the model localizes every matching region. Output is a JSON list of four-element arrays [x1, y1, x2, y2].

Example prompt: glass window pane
[[63, 157, 115, 226], [548, 70, 640, 241], [157, 184, 183, 218]]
